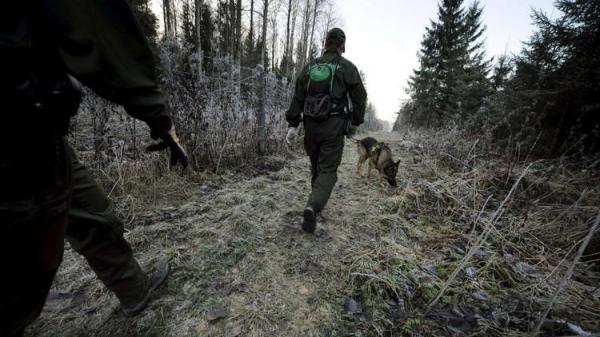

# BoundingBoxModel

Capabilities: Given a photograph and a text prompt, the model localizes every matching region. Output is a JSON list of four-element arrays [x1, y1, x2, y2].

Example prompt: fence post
[[256, 64, 267, 155]]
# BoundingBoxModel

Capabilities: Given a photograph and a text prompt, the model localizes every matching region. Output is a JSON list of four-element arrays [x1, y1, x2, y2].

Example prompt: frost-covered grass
[[29, 130, 599, 337]]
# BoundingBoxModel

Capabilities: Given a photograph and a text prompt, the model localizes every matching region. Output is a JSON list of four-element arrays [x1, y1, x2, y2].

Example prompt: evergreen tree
[[405, 0, 491, 127], [129, 0, 159, 44], [459, 1, 493, 118], [178, 0, 214, 72], [243, 33, 258, 67], [407, 24, 441, 127], [491, 55, 512, 91], [181, 0, 196, 48], [217, 1, 233, 57], [498, 0, 600, 155]]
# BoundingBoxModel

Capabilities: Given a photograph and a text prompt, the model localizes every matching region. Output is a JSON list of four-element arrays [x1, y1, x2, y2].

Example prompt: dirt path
[[27, 130, 600, 337], [30, 131, 428, 337]]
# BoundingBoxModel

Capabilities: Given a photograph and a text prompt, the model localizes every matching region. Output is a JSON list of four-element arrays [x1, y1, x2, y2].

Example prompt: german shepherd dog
[[355, 137, 400, 187]]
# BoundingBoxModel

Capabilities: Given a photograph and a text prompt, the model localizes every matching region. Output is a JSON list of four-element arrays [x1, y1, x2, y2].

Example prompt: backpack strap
[[305, 55, 341, 95], [329, 55, 341, 96], [305, 58, 316, 93]]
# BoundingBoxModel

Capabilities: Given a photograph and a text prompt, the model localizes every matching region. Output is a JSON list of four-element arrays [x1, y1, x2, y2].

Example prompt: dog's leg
[[367, 160, 373, 178], [356, 160, 363, 177]]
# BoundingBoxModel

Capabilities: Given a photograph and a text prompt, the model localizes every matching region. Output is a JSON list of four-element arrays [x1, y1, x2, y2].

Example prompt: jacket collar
[[323, 49, 341, 56]]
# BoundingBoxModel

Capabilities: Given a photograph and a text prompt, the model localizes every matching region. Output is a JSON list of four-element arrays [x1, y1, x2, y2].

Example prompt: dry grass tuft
[[28, 129, 599, 337]]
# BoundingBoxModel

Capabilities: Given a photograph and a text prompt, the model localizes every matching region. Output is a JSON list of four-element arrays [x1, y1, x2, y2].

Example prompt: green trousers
[[66, 149, 148, 308], [303, 117, 346, 212], [0, 143, 147, 337]]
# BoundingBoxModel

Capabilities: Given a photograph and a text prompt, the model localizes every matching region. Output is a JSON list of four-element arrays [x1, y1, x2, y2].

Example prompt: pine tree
[[181, 0, 197, 48], [500, 0, 600, 155], [180, 0, 214, 72], [491, 55, 512, 91], [459, 1, 493, 119], [436, 0, 464, 121], [128, 0, 159, 44], [406, 0, 491, 127], [407, 24, 441, 127]]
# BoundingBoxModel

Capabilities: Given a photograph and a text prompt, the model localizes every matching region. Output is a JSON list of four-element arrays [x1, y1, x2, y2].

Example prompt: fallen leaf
[[567, 322, 592, 337], [515, 261, 533, 275], [195, 322, 207, 332], [463, 266, 477, 279], [226, 322, 243, 337], [206, 308, 228, 322], [471, 290, 489, 301], [424, 265, 438, 276], [343, 298, 362, 314]]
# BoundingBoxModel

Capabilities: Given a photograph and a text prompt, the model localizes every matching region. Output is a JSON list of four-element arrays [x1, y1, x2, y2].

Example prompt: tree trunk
[[289, 3, 297, 77], [163, 0, 172, 38], [271, 17, 277, 72], [250, 0, 255, 45], [236, 0, 242, 62], [297, 0, 311, 72], [308, 0, 319, 60], [284, 0, 293, 76], [260, 0, 269, 68], [195, 0, 203, 79], [172, 1, 177, 38]]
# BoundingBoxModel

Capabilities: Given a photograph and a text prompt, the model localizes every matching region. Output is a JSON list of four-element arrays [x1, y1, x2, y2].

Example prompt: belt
[[330, 110, 347, 118]]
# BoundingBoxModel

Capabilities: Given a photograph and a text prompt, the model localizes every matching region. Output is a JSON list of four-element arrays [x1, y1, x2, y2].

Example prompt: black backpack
[[303, 56, 341, 121]]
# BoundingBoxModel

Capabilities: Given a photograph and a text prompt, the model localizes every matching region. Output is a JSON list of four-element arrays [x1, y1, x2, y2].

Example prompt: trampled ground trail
[[27, 131, 600, 336], [31, 131, 421, 337]]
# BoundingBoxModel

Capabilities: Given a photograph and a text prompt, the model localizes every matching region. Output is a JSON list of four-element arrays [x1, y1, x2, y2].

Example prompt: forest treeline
[[131, 0, 339, 77], [80, 0, 332, 174], [395, 0, 600, 158], [81, 0, 383, 174]]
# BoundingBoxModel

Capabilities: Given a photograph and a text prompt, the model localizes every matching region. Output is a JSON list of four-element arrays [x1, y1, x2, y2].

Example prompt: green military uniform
[[1, 1, 175, 335], [66, 148, 149, 309], [286, 42, 367, 214]]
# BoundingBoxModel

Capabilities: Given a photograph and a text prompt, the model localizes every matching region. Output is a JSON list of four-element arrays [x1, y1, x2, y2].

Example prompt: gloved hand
[[147, 124, 189, 169], [286, 126, 300, 145], [346, 124, 357, 138]]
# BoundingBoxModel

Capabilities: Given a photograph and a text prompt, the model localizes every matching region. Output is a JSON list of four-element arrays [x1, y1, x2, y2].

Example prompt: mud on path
[[29, 131, 600, 337]]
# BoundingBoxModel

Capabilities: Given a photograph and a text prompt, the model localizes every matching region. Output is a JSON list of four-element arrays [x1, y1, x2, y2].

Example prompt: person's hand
[[147, 125, 189, 169], [286, 126, 300, 145], [346, 124, 357, 138]]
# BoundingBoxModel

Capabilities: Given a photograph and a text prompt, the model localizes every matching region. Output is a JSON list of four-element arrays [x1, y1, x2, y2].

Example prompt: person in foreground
[[285, 28, 367, 233], [0, 1, 189, 336]]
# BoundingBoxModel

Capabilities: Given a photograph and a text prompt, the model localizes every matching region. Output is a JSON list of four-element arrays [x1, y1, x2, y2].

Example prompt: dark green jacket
[[286, 50, 367, 128], [0, 0, 171, 205], [0, 0, 171, 129]]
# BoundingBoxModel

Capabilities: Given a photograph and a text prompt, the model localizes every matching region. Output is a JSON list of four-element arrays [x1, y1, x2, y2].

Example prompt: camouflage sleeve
[[285, 66, 309, 128], [55, 0, 171, 131], [346, 64, 367, 126]]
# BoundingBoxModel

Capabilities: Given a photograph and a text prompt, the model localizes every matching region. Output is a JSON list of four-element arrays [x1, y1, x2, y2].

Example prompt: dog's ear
[[395, 159, 401, 167]]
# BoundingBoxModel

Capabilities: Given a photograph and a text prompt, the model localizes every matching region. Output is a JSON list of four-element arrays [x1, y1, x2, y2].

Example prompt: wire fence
[[70, 47, 294, 175]]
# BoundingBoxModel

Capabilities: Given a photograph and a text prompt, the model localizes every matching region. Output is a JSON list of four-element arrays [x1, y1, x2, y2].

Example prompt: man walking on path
[[285, 28, 367, 233], [0, 1, 189, 336], [65, 151, 170, 318]]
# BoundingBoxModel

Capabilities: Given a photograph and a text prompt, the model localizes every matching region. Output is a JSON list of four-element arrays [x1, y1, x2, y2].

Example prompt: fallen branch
[[532, 210, 600, 336], [426, 164, 532, 312]]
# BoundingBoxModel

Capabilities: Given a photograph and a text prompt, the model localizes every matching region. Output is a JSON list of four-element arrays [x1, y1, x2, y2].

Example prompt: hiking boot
[[302, 207, 317, 233], [121, 258, 170, 317]]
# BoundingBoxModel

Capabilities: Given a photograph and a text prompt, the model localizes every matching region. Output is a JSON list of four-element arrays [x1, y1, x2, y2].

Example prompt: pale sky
[[336, 0, 557, 122]]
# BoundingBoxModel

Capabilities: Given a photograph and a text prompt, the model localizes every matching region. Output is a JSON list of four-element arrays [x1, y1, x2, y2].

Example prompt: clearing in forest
[[30, 131, 600, 337]]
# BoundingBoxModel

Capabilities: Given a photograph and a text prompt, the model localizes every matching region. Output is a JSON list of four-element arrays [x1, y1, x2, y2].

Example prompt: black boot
[[121, 258, 169, 317], [302, 207, 317, 233]]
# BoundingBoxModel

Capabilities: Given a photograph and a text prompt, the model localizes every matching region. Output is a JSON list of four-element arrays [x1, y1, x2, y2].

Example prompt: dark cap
[[326, 28, 346, 42]]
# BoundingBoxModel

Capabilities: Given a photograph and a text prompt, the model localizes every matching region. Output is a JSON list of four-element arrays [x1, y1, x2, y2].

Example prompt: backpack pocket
[[304, 94, 332, 122]]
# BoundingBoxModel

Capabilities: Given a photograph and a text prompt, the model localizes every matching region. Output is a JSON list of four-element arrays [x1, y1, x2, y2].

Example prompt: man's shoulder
[[339, 56, 358, 73]]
